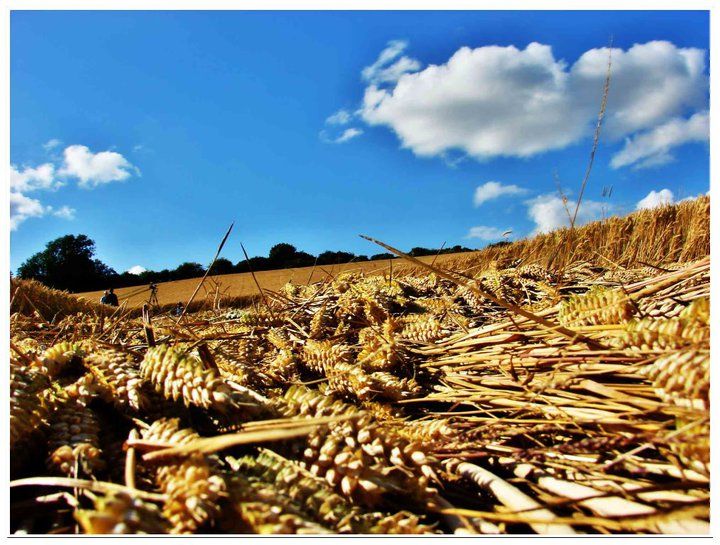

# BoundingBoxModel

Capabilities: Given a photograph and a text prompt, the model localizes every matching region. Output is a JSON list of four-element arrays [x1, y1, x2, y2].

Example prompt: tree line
[[15, 234, 482, 293]]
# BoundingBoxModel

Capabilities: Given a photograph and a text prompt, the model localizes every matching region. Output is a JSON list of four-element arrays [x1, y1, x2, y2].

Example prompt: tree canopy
[[173, 262, 207, 280], [17, 234, 117, 292], [211, 258, 236, 276]]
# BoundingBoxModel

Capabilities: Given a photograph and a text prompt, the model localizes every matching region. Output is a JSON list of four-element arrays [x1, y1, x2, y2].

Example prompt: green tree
[[211, 258, 236, 275], [409, 247, 433, 257], [235, 256, 270, 272], [317, 250, 355, 265], [268, 243, 298, 267], [16, 234, 116, 292], [286, 251, 315, 268], [173, 262, 206, 279]]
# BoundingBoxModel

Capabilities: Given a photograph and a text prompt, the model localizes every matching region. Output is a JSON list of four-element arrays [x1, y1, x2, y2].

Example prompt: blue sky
[[10, 10, 709, 274]]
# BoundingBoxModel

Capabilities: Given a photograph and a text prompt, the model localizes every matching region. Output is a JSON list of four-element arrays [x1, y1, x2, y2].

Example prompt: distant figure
[[172, 302, 184, 317], [148, 283, 160, 307], [101, 288, 119, 307]]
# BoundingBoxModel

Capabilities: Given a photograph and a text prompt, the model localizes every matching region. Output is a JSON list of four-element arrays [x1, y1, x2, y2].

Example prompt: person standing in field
[[101, 288, 119, 306]]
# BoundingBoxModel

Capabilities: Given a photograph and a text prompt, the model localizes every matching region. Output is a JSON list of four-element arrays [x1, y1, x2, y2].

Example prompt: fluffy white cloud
[[361, 40, 707, 161], [636, 189, 675, 210], [127, 265, 147, 275], [361, 40, 422, 84], [466, 226, 510, 240], [51, 205, 76, 220], [10, 192, 48, 230], [59, 145, 138, 188], [474, 181, 527, 206], [611, 111, 709, 169], [10, 194, 77, 229], [10, 163, 75, 229], [10, 142, 138, 229], [526, 194, 607, 235], [571, 42, 706, 138], [10, 163, 61, 193], [326, 109, 353, 125], [323, 40, 421, 141]]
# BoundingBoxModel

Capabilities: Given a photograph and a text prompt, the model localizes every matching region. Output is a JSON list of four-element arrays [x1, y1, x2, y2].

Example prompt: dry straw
[[9, 197, 711, 535]]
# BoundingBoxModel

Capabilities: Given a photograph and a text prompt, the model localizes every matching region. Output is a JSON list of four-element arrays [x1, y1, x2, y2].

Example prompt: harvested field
[[9, 197, 710, 535], [76, 253, 474, 311], [76, 196, 709, 315]]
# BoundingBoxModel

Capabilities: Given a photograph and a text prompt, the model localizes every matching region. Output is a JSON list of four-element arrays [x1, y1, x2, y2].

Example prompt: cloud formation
[[326, 109, 353, 125], [610, 111, 709, 169], [127, 265, 147, 275], [321, 110, 364, 144], [335, 128, 364, 143], [43, 138, 62, 151], [474, 181, 527, 207], [10, 163, 62, 193], [51, 205, 76, 220], [10, 192, 47, 230], [10, 164, 67, 230], [526, 194, 607, 234], [60, 145, 138, 188], [360, 41, 707, 161], [361, 40, 422, 84], [636, 189, 674, 210], [10, 143, 138, 229], [466, 225, 510, 241], [320, 127, 364, 144]]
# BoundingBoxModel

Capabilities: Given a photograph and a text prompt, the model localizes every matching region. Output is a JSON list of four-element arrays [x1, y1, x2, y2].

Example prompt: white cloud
[[335, 128, 363, 143], [526, 194, 607, 235], [611, 111, 709, 169], [361, 40, 422, 84], [466, 226, 509, 240], [10, 142, 138, 230], [51, 205, 76, 220], [127, 265, 147, 275], [474, 181, 527, 207], [43, 138, 62, 151], [321, 110, 364, 144], [10, 163, 75, 229], [636, 189, 675, 210], [59, 144, 138, 188], [10, 193, 77, 229], [361, 40, 707, 161], [326, 109, 353, 125], [321, 127, 364, 144], [373, 56, 423, 85], [10, 192, 48, 230], [10, 163, 61, 193], [572, 43, 707, 138], [324, 40, 421, 141]]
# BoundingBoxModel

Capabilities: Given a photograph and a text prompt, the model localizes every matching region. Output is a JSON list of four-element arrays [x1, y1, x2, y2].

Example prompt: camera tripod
[[147, 283, 159, 308]]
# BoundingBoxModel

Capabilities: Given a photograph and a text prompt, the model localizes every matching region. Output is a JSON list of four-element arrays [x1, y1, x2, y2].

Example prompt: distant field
[[73, 195, 710, 313], [76, 252, 478, 309]]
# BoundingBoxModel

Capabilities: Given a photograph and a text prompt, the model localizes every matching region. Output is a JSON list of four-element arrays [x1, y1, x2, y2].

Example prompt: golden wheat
[[74, 492, 171, 534], [8, 198, 712, 535]]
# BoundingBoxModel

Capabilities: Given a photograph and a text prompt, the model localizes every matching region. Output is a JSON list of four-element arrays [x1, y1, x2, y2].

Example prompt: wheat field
[[9, 197, 710, 535], [75, 253, 476, 311]]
